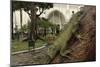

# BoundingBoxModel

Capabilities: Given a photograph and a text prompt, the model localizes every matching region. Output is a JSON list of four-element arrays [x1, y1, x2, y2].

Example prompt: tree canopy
[[12, 1, 53, 17]]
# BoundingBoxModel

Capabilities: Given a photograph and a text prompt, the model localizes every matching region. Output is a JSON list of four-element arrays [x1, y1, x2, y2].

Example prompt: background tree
[[20, 8, 23, 40], [12, 1, 53, 48], [39, 18, 55, 36]]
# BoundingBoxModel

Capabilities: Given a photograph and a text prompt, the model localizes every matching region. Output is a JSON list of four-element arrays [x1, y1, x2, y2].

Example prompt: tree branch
[[25, 11, 31, 18], [36, 8, 44, 17]]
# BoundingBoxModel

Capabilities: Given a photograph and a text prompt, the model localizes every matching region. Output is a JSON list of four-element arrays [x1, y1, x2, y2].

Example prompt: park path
[[11, 45, 51, 66]]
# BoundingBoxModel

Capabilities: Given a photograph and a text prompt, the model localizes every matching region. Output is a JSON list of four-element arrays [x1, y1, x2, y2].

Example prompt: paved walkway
[[11, 45, 51, 66], [11, 45, 46, 55]]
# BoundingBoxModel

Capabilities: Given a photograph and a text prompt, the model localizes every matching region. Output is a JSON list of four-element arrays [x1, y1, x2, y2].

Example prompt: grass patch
[[11, 40, 46, 52]]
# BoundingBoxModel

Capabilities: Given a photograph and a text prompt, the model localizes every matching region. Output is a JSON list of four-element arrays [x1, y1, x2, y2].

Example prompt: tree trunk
[[11, 12, 14, 39], [28, 3, 36, 48], [20, 8, 22, 39]]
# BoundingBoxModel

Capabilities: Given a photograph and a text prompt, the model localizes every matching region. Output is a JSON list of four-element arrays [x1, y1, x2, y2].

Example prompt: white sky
[[13, 9, 30, 30]]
